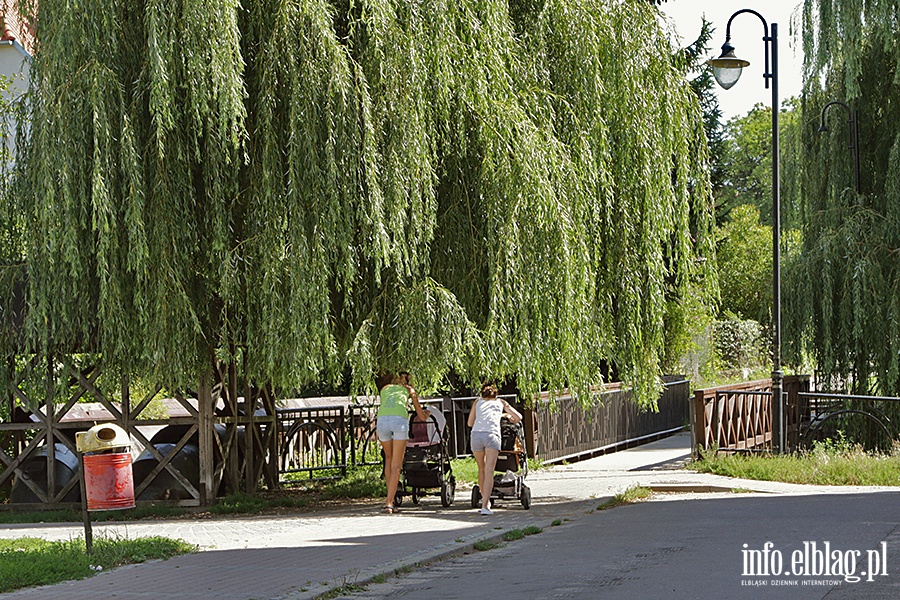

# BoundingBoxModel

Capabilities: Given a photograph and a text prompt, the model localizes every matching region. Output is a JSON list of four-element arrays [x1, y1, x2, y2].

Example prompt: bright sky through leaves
[[660, 1, 804, 120]]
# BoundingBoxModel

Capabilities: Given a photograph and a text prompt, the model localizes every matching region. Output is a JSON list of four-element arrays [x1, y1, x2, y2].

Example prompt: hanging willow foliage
[[4, 0, 714, 409], [790, 0, 900, 394]]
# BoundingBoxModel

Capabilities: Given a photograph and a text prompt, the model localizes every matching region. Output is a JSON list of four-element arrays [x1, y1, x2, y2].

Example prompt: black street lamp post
[[818, 101, 861, 194], [708, 9, 784, 453]]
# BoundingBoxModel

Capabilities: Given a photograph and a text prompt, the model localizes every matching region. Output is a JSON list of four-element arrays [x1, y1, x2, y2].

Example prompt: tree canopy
[[715, 205, 770, 323], [715, 99, 802, 230], [790, 0, 900, 394], [2, 0, 715, 408]]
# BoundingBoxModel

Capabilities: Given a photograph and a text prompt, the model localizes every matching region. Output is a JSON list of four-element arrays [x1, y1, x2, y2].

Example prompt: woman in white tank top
[[467, 383, 522, 515]]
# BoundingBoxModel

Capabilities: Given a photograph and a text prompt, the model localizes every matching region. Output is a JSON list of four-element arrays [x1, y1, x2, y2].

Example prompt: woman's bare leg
[[473, 450, 486, 501], [383, 438, 406, 510], [481, 448, 500, 509]]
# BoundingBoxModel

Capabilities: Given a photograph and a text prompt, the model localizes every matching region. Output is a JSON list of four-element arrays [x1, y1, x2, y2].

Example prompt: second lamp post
[[708, 9, 785, 454], [819, 101, 861, 194]]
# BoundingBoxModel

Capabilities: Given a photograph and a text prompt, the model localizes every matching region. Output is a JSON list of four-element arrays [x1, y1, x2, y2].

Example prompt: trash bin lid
[[76, 423, 131, 453]]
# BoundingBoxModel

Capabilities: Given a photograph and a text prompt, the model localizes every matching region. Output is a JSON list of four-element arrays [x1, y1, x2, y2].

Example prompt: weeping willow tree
[[3, 0, 714, 409], [788, 0, 900, 394]]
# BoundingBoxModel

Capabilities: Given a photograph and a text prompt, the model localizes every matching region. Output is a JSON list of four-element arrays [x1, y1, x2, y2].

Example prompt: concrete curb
[[647, 483, 769, 494]]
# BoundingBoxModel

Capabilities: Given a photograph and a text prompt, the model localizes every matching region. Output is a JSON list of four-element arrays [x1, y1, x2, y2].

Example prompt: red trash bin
[[76, 424, 136, 511], [83, 452, 135, 511]]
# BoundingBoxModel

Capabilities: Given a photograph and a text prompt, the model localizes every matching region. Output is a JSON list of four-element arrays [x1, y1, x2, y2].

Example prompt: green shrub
[[713, 316, 766, 371]]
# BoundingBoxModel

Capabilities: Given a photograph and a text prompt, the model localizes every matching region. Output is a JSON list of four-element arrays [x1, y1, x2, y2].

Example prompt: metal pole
[[770, 23, 784, 454], [710, 10, 785, 452], [853, 110, 861, 194], [820, 101, 861, 195], [78, 452, 93, 555]]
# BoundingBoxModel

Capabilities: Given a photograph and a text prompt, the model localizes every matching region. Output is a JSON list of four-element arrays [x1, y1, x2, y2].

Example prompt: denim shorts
[[470, 430, 501, 452], [377, 415, 409, 442]]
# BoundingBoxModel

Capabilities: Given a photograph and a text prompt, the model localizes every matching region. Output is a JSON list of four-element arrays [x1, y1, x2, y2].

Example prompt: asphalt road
[[338, 491, 900, 600]]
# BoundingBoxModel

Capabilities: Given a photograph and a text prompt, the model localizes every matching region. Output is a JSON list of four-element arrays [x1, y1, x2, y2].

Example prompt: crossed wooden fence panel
[[692, 376, 810, 453], [1, 354, 279, 509]]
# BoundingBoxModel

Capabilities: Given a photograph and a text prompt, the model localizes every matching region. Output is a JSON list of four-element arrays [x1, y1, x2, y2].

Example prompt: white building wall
[[0, 40, 28, 164]]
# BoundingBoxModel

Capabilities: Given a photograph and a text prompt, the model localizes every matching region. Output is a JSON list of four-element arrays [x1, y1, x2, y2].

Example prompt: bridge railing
[[691, 375, 810, 455]]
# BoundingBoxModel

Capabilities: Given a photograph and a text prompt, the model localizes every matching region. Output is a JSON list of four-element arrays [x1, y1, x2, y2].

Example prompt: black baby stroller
[[396, 409, 456, 507], [471, 417, 531, 509]]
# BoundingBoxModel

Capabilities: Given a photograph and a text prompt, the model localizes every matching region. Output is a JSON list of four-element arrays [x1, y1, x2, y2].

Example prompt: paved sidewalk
[[1, 432, 897, 599]]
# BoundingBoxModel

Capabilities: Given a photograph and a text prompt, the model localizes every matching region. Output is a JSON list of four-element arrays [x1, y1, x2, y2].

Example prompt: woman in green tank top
[[377, 371, 429, 514]]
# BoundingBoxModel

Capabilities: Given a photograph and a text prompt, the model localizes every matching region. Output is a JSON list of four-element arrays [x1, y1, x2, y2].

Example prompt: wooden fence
[[527, 377, 690, 463], [691, 375, 810, 454], [2, 369, 691, 508], [1, 355, 278, 510]]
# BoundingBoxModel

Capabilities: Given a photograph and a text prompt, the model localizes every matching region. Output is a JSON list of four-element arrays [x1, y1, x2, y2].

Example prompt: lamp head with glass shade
[[708, 42, 751, 90]]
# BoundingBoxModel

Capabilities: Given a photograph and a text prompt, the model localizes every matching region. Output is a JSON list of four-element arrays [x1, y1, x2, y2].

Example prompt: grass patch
[[450, 457, 479, 484], [526, 458, 545, 474], [598, 486, 652, 510], [278, 465, 385, 499], [450, 457, 545, 485], [0, 535, 196, 593], [5, 454, 544, 524], [316, 466, 385, 499], [211, 467, 385, 514], [318, 583, 365, 599], [503, 525, 543, 541], [0, 503, 191, 525], [1, 466, 386, 524], [473, 540, 501, 551], [690, 442, 900, 486], [207, 492, 308, 515], [0, 509, 81, 525], [99, 503, 190, 520]]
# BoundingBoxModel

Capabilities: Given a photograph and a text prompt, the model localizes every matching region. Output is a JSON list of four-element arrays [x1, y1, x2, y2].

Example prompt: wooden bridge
[[692, 375, 900, 454]]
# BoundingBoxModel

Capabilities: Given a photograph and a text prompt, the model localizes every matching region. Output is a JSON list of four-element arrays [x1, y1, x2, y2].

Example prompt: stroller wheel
[[394, 490, 403, 507], [440, 479, 454, 507], [470, 485, 481, 509], [411, 489, 419, 505], [521, 484, 532, 509]]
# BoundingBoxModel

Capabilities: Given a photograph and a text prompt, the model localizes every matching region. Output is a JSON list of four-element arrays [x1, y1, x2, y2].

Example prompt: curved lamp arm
[[718, 8, 772, 88], [818, 100, 861, 194]]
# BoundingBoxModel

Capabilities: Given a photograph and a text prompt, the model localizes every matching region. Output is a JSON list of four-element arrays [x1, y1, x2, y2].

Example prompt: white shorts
[[471, 430, 501, 452], [377, 415, 409, 441]]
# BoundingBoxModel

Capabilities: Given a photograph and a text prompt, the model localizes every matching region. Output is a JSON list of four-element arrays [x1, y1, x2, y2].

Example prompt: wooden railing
[[526, 377, 690, 464], [388, 379, 690, 465], [691, 375, 810, 454]]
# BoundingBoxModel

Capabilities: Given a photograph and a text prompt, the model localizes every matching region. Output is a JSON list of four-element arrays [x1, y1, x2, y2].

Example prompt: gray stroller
[[471, 417, 531, 509]]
